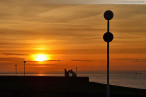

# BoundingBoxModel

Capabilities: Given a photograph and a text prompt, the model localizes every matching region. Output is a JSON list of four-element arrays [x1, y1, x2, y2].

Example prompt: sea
[[0, 73, 146, 89]]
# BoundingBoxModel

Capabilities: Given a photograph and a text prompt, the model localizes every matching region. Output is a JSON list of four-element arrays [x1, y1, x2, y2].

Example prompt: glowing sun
[[36, 55, 47, 61], [32, 54, 50, 61]]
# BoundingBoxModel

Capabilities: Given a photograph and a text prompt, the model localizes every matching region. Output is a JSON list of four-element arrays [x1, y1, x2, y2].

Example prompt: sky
[[0, 0, 146, 74]]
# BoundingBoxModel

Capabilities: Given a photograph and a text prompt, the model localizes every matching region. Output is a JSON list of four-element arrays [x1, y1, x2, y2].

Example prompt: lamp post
[[24, 61, 26, 76], [103, 10, 114, 97]]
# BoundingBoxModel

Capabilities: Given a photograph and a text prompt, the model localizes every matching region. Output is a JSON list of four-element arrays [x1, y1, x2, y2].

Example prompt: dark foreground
[[0, 76, 146, 97]]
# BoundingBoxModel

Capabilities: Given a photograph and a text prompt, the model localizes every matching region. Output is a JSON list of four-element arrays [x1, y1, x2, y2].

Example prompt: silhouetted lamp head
[[104, 10, 114, 20], [24, 61, 26, 63], [103, 32, 113, 42]]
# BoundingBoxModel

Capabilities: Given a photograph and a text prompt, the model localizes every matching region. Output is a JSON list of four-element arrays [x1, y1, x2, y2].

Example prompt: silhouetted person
[[65, 69, 77, 78]]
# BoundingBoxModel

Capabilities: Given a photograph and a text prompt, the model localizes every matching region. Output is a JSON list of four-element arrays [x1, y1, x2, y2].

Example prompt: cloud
[[71, 60, 102, 61], [0, 57, 24, 63], [1, 53, 28, 56], [113, 58, 146, 62], [26, 60, 61, 62], [47, 60, 61, 61]]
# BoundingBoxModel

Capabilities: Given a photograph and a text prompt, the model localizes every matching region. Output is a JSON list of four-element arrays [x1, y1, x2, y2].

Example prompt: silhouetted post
[[103, 10, 114, 97], [15, 64, 17, 75], [24, 61, 26, 76], [76, 66, 77, 74]]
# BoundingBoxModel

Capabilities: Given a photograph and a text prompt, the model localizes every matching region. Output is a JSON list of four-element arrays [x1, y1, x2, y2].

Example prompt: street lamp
[[103, 10, 114, 97]]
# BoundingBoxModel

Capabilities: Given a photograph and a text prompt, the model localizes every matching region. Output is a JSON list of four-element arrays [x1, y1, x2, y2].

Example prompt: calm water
[[81, 73, 146, 89], [0, 73, 146, 89]]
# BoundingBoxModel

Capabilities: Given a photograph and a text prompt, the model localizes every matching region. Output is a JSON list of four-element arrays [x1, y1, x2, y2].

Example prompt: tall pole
[[107, 42, 109, 97], [103, 10, 114, 97], [76, 66, 77, 74], [24, 61, 26, 76], [107, 20, 109, 32], [15, 64, 17, 75], [107, 20, 110, 97]]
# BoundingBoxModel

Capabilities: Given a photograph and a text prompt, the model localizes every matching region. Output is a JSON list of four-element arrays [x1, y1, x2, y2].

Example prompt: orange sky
[[0, 1, 146, 73]]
